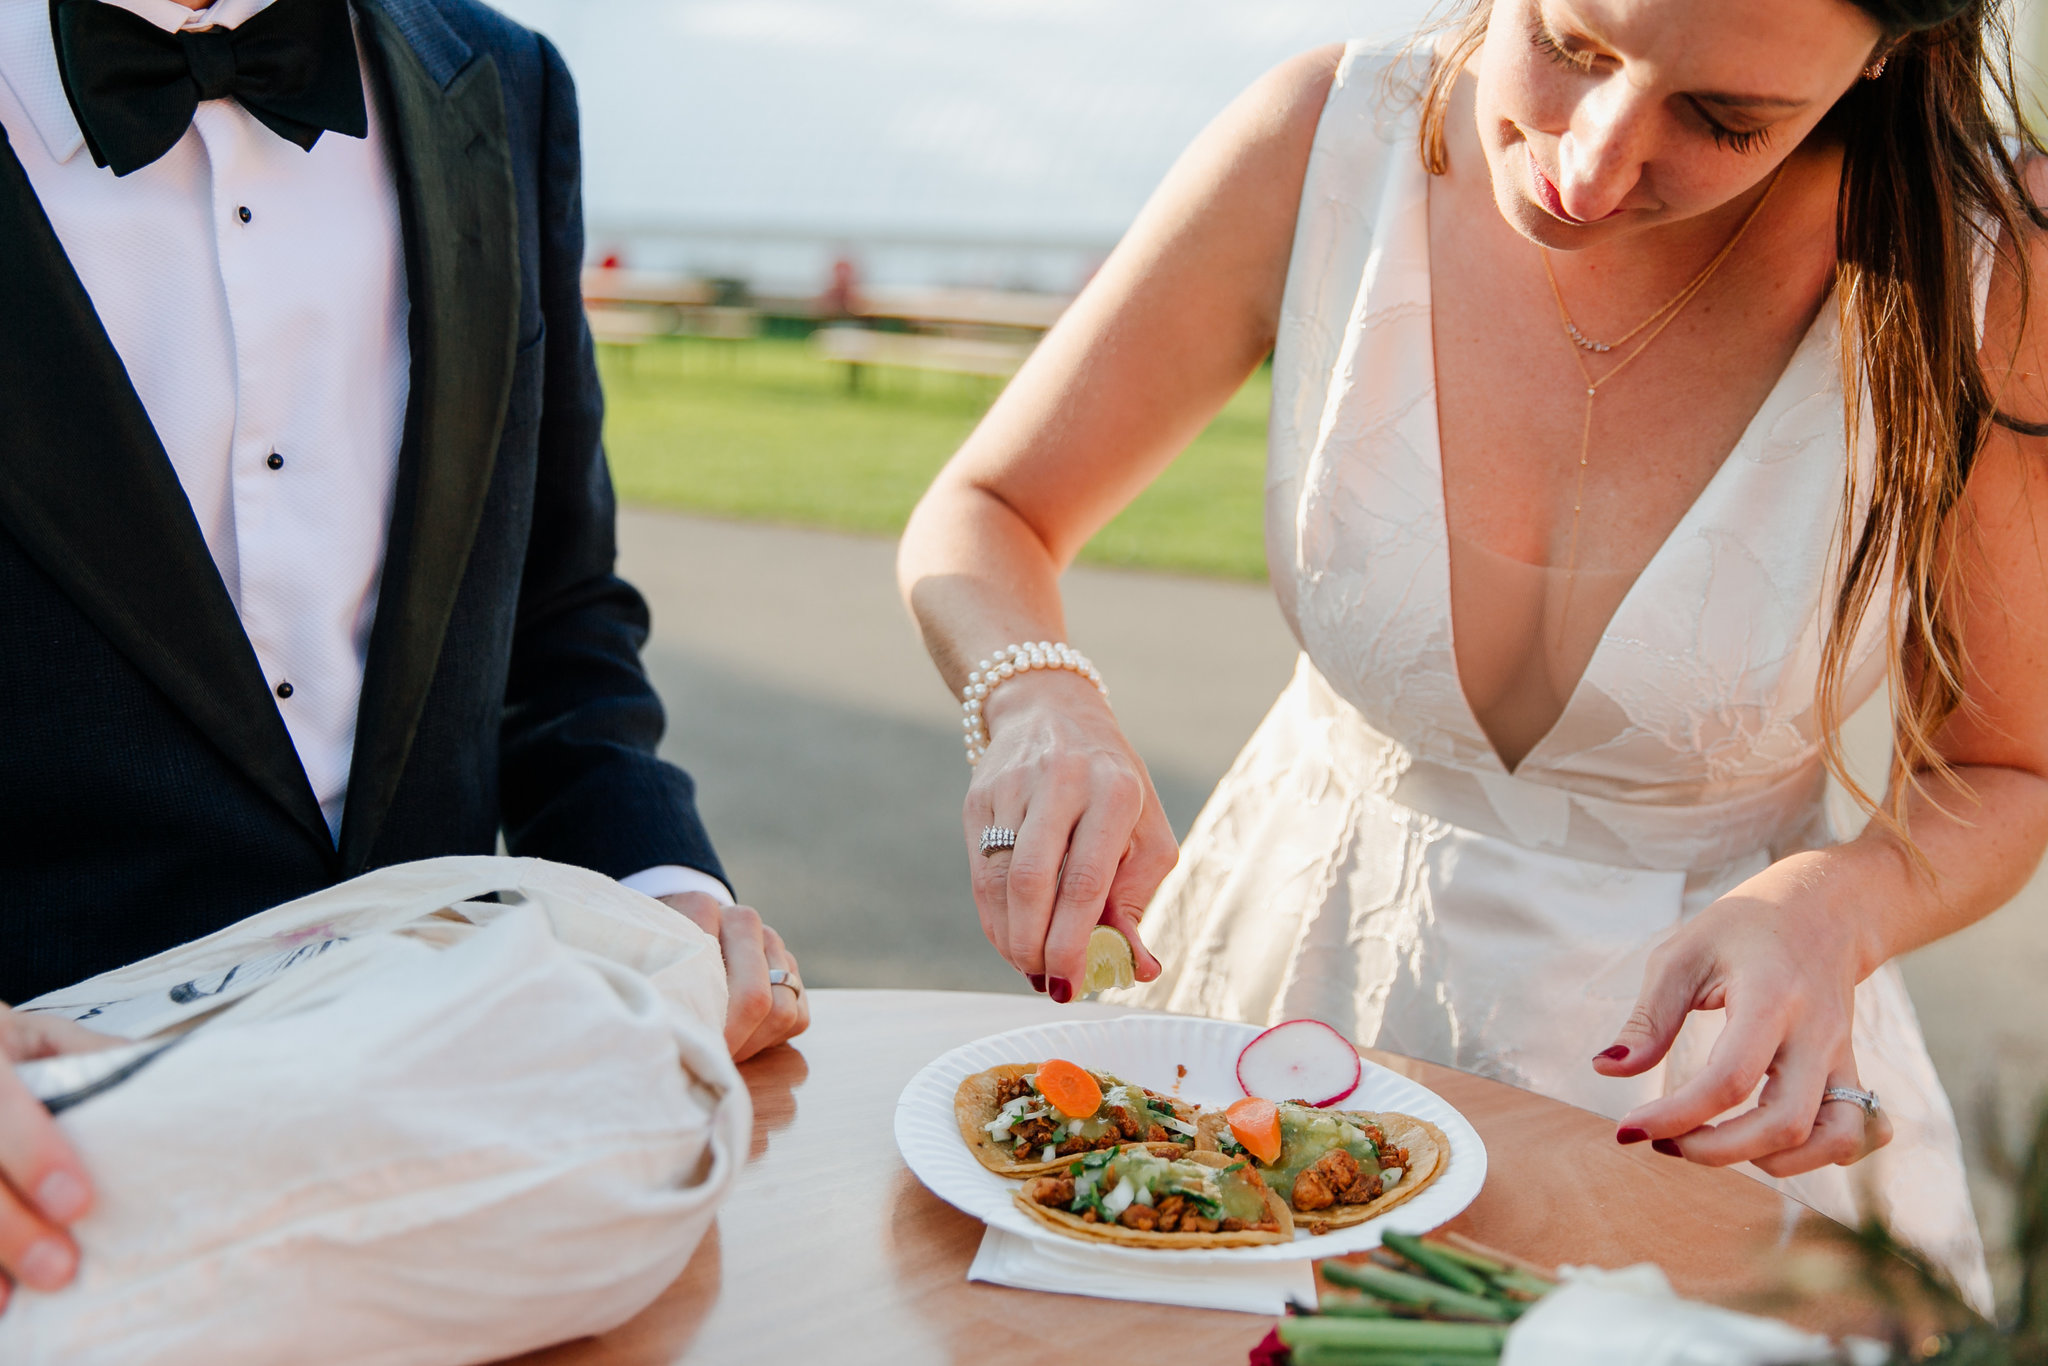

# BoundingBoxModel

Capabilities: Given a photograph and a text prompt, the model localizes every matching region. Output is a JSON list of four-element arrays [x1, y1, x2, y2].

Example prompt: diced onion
[[1042, 1146, 1056, 1163], [1102, 1177, 1137, 1217], [1381, 1167, 1404, 1189], [1158, 1115, 1197, 1137], [1134, 1186, 1155, 1207], [984, 1097, 1033, 1137]]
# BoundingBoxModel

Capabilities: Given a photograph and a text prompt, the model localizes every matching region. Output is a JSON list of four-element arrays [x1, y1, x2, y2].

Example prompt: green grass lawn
[[599, 335, 1270, 580]]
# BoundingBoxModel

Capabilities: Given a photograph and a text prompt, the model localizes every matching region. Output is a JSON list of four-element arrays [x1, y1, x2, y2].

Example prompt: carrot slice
[[1226, 1097, 1284, 1164], [1034, 1059, 1103, 1119]]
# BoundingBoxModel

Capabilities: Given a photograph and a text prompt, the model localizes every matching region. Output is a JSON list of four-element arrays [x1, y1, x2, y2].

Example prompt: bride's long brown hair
[[1418, 0, 2048, 845]]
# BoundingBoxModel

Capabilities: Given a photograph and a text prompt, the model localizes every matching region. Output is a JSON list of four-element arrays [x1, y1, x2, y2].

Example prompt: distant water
[[490, 0, 1439, 290]]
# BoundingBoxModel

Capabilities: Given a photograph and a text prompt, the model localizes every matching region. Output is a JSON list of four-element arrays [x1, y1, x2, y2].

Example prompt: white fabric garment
[[1499, 1265, 1885, 1366], [4, 856, 750, 1366], [1110, 42, 1990, 1306]]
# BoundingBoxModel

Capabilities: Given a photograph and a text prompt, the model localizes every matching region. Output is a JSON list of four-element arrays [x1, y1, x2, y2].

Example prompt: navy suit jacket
[[0, 0, 726, 1002]]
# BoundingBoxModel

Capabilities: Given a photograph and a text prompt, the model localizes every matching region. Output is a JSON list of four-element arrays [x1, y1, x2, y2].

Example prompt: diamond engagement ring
[[1823, 1085, 1880, 1118], [980, 826, 1018, 857]]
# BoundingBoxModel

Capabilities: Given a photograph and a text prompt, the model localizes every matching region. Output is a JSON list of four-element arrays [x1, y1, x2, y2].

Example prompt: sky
[[490, 0, 1439, 282]]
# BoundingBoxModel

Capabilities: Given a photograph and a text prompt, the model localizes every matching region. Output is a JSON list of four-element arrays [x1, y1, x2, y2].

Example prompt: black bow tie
[[51, 0, 368, 178]]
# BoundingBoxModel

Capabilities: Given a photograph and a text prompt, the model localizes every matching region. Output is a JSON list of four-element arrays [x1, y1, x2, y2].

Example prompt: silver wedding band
[[768, 968, 801, 999], [1822, 1085, 1880, 1118], [980, 825, 1017, 857]]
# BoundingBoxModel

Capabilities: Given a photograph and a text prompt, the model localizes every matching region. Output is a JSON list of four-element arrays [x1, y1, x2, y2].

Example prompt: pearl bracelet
[[961, 641, 1107, 766]]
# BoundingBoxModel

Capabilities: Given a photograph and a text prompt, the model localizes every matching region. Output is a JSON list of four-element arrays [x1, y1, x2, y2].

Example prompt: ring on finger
[[979, 825, 1018, 857], [768, 968, 802, 1000], [1821, 1085, 1879, 1119]]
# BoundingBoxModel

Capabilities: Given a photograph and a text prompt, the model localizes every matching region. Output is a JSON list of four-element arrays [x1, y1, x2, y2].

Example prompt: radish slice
[[1236, 1019, 1363, 1107]]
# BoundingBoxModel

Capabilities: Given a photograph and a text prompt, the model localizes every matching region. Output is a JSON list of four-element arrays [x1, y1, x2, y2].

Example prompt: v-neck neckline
[[1410, 150, 1837, 778]]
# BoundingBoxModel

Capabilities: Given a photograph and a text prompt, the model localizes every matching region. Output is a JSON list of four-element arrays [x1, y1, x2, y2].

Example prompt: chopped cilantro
[[1162, 1183, 1221, 1214]]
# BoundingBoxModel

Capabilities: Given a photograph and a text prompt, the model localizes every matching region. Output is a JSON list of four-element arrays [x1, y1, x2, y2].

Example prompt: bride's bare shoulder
[[1206, 39, 1440, 182], [1118, 44, 1348, 283], [1230, 44, 1348, 151], [1261, 42, 1349, 114]]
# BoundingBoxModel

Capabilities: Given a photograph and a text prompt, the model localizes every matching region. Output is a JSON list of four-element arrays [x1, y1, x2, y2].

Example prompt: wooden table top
[[512, 988, 1828, 1366]]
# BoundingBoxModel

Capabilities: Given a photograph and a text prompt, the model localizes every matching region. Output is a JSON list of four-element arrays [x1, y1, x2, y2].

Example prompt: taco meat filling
[[1027, 1149, 1280, 1235], [1254, 1103, 1410, 1210], [1292, 1148, 1382, 1210], [983, 1068, 1195, 1162]]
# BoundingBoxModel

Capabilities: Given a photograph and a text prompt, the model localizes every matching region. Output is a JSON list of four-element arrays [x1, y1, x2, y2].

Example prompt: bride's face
[[1472, 0, 1882, 246]]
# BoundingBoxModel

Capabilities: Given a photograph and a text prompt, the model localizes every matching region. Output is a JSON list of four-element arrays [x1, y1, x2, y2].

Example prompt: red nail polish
[[1651, 1138, 1682, 1158], [1049, 977, 1073, 1004], [1028, 974, 1046, 993], [1616, 1127, 1648, 1145], [1595, 1045, 1629, 1062]]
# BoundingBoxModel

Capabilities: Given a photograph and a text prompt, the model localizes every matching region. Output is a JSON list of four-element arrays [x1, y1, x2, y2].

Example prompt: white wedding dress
[[1111, 42, 1989, 1302]]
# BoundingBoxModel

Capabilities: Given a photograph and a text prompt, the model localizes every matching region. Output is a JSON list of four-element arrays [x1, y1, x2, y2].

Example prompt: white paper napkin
[[1500, 1265, 1887, 1366], [968, 1227, 1318, 1315]]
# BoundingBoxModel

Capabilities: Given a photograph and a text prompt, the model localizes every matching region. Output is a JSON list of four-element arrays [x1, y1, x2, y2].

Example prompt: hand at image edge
[[659, 894, 812, 1062]]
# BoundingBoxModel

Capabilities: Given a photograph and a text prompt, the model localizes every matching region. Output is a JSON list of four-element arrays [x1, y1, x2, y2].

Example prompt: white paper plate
[[894, 1013, 1487, 1263]]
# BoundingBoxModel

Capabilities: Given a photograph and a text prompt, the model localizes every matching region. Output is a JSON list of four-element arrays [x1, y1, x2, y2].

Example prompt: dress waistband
[[1289, 661, 1831, 874]]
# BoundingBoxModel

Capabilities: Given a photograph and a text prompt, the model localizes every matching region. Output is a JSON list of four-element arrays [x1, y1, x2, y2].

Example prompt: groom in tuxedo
[[0, 0, 806, 1301]]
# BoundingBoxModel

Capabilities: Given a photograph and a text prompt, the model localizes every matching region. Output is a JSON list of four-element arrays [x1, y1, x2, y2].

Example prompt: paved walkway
[[618, 505, 2048, 1260]]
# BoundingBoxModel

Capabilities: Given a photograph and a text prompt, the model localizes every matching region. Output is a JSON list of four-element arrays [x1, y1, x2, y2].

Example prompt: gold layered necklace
[[1538, 165, 1785, 632]]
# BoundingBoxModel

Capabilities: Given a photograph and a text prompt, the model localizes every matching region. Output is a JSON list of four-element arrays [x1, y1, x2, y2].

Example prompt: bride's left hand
[[1591, 850, 1893, 1177]]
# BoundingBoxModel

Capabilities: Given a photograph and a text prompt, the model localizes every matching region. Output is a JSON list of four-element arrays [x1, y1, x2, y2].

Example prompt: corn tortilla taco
[[1013, 1148, 1294, 1248], [955, 1060, 1198, 1177], [1197, 1102, 1448, 1230]]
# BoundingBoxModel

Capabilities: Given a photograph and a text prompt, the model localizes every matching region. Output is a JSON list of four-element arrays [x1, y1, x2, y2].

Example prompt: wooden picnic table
[[511, 988, 1845, 1366]]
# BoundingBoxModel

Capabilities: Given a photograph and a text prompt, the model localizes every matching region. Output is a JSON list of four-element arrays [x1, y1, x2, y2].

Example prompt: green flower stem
[[1321, 1261, 1519, 1321], [1278, 1314, 1509, 1353], [1382, 1232, 1497, 1297]]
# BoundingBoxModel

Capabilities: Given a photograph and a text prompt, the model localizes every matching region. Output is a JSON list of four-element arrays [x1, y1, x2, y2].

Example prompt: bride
[[896, 0, 2048, 1302]]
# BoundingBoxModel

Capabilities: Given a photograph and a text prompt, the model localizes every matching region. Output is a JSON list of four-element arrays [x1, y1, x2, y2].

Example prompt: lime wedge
[[1081, 925, 1136, 995]]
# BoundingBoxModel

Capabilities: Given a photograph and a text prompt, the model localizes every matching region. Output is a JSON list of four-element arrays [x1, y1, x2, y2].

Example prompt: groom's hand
[[659, 895, 811, 1062], [0, 1007, 118, 1312]]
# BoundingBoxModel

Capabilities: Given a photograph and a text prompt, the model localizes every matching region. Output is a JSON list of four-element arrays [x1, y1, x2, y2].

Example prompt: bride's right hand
[[965, 669, 1177, 1002]]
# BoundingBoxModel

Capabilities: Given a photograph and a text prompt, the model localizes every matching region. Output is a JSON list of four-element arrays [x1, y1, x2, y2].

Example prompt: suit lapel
[[340, 2, 519, 872], [0, 127, 333, 850]]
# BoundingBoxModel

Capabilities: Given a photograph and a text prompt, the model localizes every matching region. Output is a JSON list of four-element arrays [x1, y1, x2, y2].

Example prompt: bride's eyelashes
[[1527, 9, 1779, 156], [1528, 10, 1598, 76], [1699, 115, 1774, 155]]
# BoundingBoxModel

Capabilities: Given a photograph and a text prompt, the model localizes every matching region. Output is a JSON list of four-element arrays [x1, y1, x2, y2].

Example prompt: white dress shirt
[[0, 0, 727, 904]]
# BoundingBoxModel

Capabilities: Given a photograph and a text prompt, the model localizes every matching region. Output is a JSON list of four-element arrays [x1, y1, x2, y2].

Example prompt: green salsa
[[1068, 1148, 1269, 1225], [1259, 1104, 1383, 1204]]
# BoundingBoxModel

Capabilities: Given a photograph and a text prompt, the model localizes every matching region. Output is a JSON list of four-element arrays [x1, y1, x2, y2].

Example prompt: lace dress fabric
[[1109, 42, 1989, 1301]]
